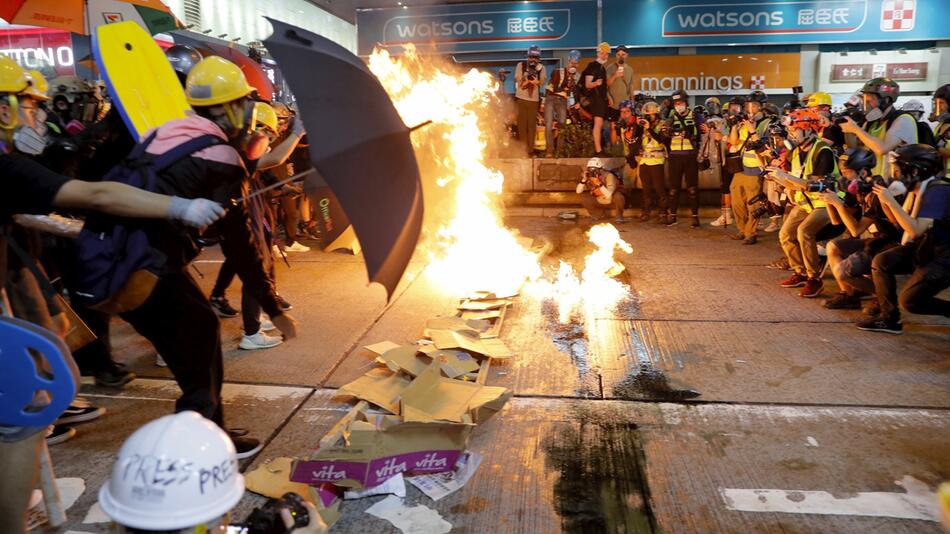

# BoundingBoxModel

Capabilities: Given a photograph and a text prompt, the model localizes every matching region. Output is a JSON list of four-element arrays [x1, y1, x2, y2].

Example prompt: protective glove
[[167, 196, 226, 228], [291, 116, 306, 137]]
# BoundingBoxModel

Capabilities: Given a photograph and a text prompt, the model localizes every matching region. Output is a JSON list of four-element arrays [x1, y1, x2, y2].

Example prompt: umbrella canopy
[[264, 19, 423, 299], [0, 0, 179, 35], [195, 43, 274, 103]]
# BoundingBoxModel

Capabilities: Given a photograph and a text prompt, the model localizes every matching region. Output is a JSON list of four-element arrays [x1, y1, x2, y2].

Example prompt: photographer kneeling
[[822, 148, 905, 310], [766, 109, 841, 298], [857, 144, 950, 334], [577, 157, 626, 223]]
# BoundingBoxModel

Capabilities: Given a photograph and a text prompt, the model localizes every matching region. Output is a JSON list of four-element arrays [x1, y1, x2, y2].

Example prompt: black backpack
[[916, 120, 937, 148]]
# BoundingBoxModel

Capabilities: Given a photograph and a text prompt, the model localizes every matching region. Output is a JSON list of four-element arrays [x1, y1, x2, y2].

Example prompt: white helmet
[[901, 99, 925, 118], [586, 157, 604, 170], [98, 411, 244, 531]]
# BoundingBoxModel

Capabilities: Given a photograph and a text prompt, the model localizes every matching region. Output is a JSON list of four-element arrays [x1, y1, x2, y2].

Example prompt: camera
[[726, 112, 749, 127], [856, 175, 886, 195], [748, 193, 783, 219], [244, 492, 309, 534], [833, 107, 866, 125], [806, 174, 839, 193], [665, 120, 685, 136]]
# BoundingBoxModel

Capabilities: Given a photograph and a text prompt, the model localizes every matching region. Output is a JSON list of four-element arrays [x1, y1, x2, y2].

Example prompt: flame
[[367, 46, 631, 322]]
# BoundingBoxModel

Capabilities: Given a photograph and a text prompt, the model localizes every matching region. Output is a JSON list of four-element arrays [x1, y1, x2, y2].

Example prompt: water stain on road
[[542, 404, 656, 534]]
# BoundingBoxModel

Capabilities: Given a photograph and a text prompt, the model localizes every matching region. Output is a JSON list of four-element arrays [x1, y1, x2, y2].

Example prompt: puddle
[[541, 300, 600, 398], [610, 326, 701, 402], [542, 406, 656, 534]]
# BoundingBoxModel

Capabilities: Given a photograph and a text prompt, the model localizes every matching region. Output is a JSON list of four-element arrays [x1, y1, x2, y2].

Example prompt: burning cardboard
[[429, 328, 514, 360], [291, 407, 472, 489], [400, 361, 511, 424]]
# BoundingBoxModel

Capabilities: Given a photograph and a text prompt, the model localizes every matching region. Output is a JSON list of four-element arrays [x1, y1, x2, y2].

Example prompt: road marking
[[720, 475, 937, 521]]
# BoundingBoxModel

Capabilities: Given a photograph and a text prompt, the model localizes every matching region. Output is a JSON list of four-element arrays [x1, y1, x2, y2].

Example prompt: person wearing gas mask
[[702, 97, 731, 228], [577, 157, 626, 223], [606, 45, 633, 130], [930, 84, 950, 172], [804, 91, 845, 154], [98, 412, 327, 534], [634, 101, 670, 223], [839, 78, 918, 178], [90, 56, 299, 459], [544, 49, 581, 157], [822, 148, 905, 310], [515, 45, 546, 157], [664, 89, 704, 228], [857, 144, 950, 334], [765, 108, 841, 298], [728, 91, 777, 244]]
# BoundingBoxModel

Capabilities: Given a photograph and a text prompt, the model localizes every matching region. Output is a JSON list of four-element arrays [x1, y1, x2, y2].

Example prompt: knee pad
[[687, 187, 698, 197]]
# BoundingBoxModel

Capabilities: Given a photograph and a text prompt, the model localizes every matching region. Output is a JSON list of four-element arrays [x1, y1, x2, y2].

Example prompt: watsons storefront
[[358, 0, 950, 101]]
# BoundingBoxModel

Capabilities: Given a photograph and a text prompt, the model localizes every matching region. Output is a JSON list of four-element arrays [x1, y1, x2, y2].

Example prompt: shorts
[[589, 96, 608, 119]]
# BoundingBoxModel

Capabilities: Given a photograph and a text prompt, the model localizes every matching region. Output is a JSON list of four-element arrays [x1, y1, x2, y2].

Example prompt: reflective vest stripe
[[790, 140, 839, 212]]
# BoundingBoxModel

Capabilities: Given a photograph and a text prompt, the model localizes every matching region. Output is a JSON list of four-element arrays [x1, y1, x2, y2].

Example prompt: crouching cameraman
[[577, 156, 626, 223], [766, 109, 843, 298], [822, 148, 905, 310], [98, 411, 327, 534], [857, 144, 950, 334]]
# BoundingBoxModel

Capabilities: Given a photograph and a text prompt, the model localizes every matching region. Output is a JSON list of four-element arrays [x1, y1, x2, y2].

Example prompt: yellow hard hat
[[254, 101, 278, 133], [806, 91, 832, 108], [21, 69, 50, 101], [0, 56, 28, 94], [185, 56, 255, 107]]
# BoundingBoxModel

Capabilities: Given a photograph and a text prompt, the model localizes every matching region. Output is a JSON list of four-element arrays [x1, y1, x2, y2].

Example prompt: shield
[[264, 19, 423, 299]]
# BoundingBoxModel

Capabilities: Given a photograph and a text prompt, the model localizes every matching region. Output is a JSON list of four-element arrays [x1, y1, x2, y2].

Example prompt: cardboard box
[[430, 328, 514, 360], [336, 368, 410, 414], [400, 362, 511, 424], [244, 457, 343, 527], [291, 408, 473, 489]]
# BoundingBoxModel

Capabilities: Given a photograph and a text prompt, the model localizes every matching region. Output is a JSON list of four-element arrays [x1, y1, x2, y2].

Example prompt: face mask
[[12, 124, 48, 156], [568, 66, 576, 74], [863, 94, 884, 122], [674, 103, 686, 114]]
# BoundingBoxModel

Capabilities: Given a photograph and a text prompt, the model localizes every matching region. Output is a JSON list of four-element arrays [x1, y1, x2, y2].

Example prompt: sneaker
[[856, 316, 903, 334], [709, 214, 727, 227], [824, 292, 862, 310], [210, 296, 239, 318], [666, 215, 678, 226], [94, 366, 136, 389], [764, 217, 781, 233], [767, 256, 791, 270], [780, 272, 808, 288], [229, 432, 263, 460], [45, 424, 76, 446], [799, 278, 823, 298], [155, 353, 167, 367], [259, 313, 276, 332], [55, 401, 105, 425], [615, 216, 628, 224], [276, 294, 293, 311], [863, 302, 882, 318], [742, 235, 757, 245], [285, 242, 311, 253], [690, 216, 700, 229], [239, 331, 284, 350]]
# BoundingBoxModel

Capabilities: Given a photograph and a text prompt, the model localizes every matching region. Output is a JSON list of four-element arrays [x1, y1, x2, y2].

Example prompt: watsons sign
[[357, 1, 596, 55], [662, 0, 865, 37], [603, 0, 950, 46]]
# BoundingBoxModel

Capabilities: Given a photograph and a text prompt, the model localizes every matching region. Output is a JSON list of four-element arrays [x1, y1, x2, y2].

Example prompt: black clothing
[[581, 61, 608, 118]]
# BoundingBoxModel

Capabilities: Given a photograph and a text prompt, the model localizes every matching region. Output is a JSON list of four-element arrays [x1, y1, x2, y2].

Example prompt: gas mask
[[218, 99, 269, 161], [930, 99, 949, 123], [784, 127, 812, 151], [862, 93, 886, 122], [674, 103, 687, 115]]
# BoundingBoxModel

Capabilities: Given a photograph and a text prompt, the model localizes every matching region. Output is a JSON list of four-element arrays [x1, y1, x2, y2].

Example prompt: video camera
[[243, 492, 309, 534], [748, 193, 783, 219], [524, 63, 542, 81], [833, 107, 866, 125], [806, 174, 839, 193]]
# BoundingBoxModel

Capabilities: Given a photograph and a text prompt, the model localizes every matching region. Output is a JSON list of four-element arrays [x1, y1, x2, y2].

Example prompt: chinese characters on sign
[[506, 16, 556, 34], [831, 62, 928, 82], [796, 7, 851, 25]]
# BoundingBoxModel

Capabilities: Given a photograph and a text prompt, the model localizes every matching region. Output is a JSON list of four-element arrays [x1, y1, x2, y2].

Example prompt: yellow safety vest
[[790, 140, 839, 213], [668, 111, 697, 152], [640, 126, 666, 166], [866, 112, 917, 177], [740, 118, 773, 169]]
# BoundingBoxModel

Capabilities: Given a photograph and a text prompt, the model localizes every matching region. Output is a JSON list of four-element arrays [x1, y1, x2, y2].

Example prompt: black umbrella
[[263, 19, 423, 299]]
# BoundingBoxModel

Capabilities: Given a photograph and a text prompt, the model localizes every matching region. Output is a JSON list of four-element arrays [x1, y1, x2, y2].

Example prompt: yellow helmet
[[254, 102, 278, 134], [185, 56, 255, 107], [805, 91, 832, 108], [0, 55, 28, 94], [21, 69, 50, 101]]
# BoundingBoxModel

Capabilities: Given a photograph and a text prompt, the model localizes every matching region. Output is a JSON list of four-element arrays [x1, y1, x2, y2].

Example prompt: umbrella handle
[[409, 120, 432, 133], [231, 168, 317, 205]]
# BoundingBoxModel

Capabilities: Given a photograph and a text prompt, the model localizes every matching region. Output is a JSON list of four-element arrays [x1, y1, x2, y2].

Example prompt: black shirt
[[581, 61, 608, 102], [0, 154, 70, 220], [797, 146, 835, 179]]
